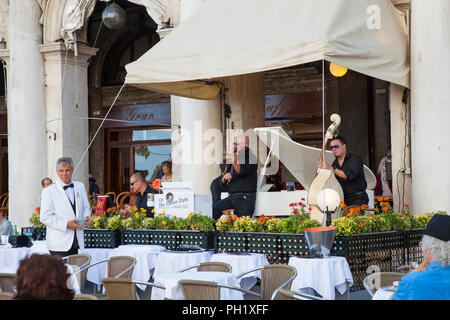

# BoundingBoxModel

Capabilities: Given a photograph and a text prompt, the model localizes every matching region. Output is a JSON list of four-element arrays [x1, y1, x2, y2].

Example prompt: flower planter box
[[84, 229, 121, 248], [121, 229, 152, 245], [148, 230, 179, 250], [403, 228, 426, 264], [22, 227, 46, 240], [333, 231, 405, 291], [178, 230, 215, 250], [34, 227, 47, 241], [215, 232, 249, 253], [278, 233, 310, 260], [248, 232, 285, 264]]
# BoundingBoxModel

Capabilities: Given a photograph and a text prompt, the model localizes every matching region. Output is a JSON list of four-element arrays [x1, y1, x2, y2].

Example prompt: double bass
[[307, 114, 344, 224]]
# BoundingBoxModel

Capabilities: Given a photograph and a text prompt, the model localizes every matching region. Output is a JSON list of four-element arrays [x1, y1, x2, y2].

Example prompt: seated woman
[[160, 161, 173, 182], [14, 253, 75, 300]]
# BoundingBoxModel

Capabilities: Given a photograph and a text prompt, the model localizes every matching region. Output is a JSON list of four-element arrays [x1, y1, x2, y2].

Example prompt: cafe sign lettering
[[103, 103, 171, 128]]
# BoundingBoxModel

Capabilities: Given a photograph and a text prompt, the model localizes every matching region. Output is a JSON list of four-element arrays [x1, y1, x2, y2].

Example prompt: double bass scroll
[[307, 114, 344, 225]]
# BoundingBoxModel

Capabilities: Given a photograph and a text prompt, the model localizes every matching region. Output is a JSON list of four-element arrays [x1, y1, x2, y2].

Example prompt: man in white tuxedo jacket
[[40, 157, 92, 257]]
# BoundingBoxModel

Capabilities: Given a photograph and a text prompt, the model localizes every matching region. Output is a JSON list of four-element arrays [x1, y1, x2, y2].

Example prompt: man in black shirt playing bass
[[318, 136, 368, 206], [212, 136, 257, 220]]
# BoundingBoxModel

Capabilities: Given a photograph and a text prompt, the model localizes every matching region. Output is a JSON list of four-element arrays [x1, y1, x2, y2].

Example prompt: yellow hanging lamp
[[329, 62, 348, 77]]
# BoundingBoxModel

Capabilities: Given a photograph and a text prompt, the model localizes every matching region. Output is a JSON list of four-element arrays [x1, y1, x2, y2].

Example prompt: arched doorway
[[87, 0, 171, 194]]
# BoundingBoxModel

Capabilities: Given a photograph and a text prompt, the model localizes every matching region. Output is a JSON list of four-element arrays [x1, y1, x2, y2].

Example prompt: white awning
[[125, 0, 410, 100]]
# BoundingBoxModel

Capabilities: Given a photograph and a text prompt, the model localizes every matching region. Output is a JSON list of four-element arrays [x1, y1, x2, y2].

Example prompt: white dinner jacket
[[40, 179, 91, 252]]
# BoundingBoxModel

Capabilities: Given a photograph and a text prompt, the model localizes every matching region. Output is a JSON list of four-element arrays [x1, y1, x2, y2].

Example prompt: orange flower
[[162, 220, 167, 226], [347, 213, 353, 217], [377, 197, 383, 202], [367, 213, 372, 217], [225, 217, 231, 223], [36, 207, 40, 212], [359, 222, 363, 228], [232, 215, 238, 221], [259, 219, 265, 224], [375, 208, 379, 213], [383, 207, 389, 212], [152, 179, 161, 189], [383, 197, 390, 201]]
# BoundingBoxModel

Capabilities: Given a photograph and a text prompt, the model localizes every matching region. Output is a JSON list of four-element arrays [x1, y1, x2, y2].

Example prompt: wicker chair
[[102, 278, 166, 300], [0, 292, 14, 300], [0, 273, 16, 293], [276, 288, 327, 300], [236, 264, 298, 300], [62, 254, 91, 292], [363, 272, 404, 297], [0, 193, 8, 218], [73, 294, 99, 300], [104, 192, 117, 205], [116, 192, 131, 208], [177, 262, 232, 273], [74, 256, 136, 280], [179, 279, 262, 300]]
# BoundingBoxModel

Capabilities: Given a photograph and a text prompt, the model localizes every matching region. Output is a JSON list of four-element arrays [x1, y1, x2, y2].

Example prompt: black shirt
[[135, 185, 159, 218], [332, 153, 367, 196], [227, 148, 258, 194]]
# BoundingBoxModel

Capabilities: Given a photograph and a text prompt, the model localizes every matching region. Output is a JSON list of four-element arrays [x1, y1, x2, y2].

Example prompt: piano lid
[[254, 127, 377, 190]]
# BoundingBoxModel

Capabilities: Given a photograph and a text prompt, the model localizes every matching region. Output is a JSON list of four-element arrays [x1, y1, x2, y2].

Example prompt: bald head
[[130, 172, 147, 194]]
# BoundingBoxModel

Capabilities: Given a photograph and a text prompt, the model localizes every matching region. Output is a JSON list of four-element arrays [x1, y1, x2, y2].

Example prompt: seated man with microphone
[[212, 136, 258, 220]]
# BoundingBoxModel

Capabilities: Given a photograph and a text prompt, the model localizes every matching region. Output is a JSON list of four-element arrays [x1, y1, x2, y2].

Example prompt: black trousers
[[212, 193, 256, 220], [210, 176, 228, 206], [49, 232, 79, 258], [345, 191, 369, 206]]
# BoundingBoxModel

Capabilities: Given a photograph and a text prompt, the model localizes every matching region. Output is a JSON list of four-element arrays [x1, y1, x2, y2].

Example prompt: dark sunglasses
[[329, 145, 341, 150]]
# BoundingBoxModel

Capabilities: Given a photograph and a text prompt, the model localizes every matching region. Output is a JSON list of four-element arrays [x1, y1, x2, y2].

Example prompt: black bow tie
[[63, 183, 74, 190]]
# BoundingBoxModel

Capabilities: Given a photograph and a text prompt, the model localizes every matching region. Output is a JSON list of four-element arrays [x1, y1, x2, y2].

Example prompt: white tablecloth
[[0, 245, 80, 294], [288, 256, 353, 300], [152, 271, 244, 300], [211, 253, 269, 290], [108, 244, 166, 290], [372, 288, 396, 300], [153, 250, 214, 278]]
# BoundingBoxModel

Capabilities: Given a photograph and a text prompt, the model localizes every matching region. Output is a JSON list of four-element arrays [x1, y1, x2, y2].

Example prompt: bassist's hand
[[317, 161, 332, 170]]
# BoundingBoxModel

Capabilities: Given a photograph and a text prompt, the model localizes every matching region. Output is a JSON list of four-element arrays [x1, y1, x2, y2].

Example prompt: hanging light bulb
[[102, 2, 127, 30], [329, 62, 348, 77]]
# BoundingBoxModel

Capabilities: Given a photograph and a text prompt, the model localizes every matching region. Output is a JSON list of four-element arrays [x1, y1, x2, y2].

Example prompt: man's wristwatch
[[332, 167, 336, 174]]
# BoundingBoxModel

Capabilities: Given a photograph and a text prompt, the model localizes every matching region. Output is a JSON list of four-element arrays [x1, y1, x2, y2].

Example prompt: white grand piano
[[252, 127, 377, 222]]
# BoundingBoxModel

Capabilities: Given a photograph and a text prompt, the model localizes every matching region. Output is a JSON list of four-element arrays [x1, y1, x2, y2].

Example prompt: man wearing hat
[[392, 214, 450, 300]]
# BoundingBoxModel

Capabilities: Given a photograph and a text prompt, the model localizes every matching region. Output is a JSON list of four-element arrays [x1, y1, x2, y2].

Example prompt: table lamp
[[316, 188, 340, 226]]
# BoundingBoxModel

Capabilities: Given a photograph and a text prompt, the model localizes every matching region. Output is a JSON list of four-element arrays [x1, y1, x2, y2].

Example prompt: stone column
[[39, 42, 98, 189], [8, 0, 47, 228], [170, 0, 222, 201], [410, 0, 450, 214]]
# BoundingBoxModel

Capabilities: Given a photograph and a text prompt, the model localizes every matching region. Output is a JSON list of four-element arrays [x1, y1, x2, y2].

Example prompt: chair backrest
[[363, 272, 404, 296], [116, 192, 131, 208], [0, 193, 7, 208], [179, 280, 221, 300], [64, 254, 91, 291], [0, 273, 16, 292], [107, 256, 136, 279], [104, 192, 117, 205], [197, 262, 232, 273], [260, 264, 297, 300], [0, 292, 14, 300], [102, 278, 136, 300], [73, 294, 99, 300]]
